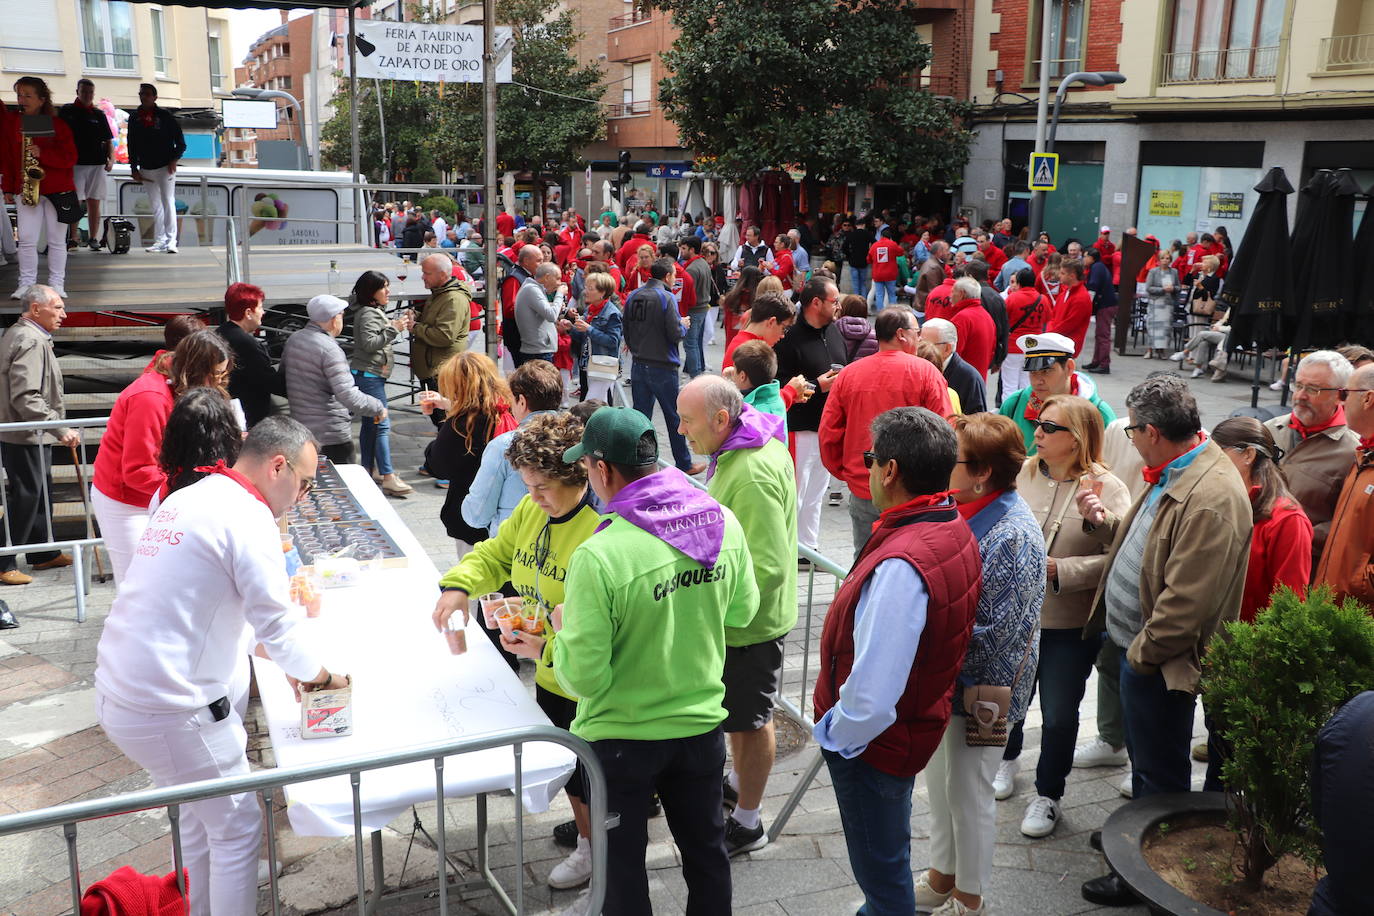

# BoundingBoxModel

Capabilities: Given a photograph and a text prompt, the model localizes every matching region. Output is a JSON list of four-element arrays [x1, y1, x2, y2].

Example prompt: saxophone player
[[4, 78, 77, 300]]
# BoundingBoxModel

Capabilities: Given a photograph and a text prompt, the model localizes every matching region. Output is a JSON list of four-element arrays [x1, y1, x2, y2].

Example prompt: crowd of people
[[2, 188, 1374, 916]]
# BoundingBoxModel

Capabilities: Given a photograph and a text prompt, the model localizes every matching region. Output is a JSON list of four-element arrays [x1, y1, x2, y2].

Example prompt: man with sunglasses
[[999, 333, 1115, 454], [1315, 362, 1374, 606], [1263, 350, 1360, 572], [95, 416, 345, 916]]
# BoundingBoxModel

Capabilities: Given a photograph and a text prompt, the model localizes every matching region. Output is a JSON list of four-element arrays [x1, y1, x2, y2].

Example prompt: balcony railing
[[1161, 46, 1279, 83], [609, 7, 651, 30], [1319, 33, 1374, 71], [607, 99, 653, 118], [915, 73, 958, 97]]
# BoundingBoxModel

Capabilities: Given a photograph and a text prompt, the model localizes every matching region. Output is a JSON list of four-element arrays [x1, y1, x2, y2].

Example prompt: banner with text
[[353, 22, 513, 83]]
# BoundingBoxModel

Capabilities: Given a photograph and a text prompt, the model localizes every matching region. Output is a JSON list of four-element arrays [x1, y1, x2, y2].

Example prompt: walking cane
[[68, 443, 109, 583]]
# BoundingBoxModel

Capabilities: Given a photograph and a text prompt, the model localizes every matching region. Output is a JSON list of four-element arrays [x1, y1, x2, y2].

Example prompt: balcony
[[1319, 33, 1374, 72], [609, 7, 651, 31], [1161, 46, 1279, 84], [915, 73, 958, 97], [608, 100, 653, 118]]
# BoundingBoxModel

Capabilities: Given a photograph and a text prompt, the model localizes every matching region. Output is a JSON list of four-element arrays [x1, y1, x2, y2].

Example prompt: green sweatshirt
[[710, 438, 798, 646], [439, 494, 600, 699], [552, 511, 760, 741], [742, 381, 786, 421]]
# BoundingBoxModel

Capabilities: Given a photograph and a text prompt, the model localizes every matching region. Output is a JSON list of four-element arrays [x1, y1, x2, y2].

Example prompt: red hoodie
[[1048, 281, 1093, 355], [948, 297, 996, 378], [93, 365, 175, 507], [867, 238, 903, 282], [770, 248, 795, 281]]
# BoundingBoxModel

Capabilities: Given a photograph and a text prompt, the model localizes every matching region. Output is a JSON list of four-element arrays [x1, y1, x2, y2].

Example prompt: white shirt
[[431, 216, 448, 241], [95, 474, 323, 714]]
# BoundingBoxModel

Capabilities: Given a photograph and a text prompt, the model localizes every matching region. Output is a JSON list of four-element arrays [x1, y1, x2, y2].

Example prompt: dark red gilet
[[813, 497, 982, 778]]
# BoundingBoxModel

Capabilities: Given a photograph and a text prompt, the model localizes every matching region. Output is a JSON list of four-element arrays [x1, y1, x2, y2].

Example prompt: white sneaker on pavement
[[1119, 770, 1134, 798], [1020, 795, 1061, 838], [993, 758, 1019, 800], [146, 242, 167, 252], [1167, 351, 1187, 362], [548, 836, 593, 889], [10, 286, 27, 300], [931, 896, 986, 915], [914, 871, 953, 912], [1269, 379, 1285, 390], [1072, 738, 1128, 768], [1190, 367, 1205, 378], [165, 243, 178, 254], [558, 887, 596, 916]]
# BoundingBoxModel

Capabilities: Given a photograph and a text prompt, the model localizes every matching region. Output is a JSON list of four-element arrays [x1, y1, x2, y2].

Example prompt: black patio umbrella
[[1349, 184, 1374, 346], [1290, 169, 1361, 354], [1218, 167, 1296, 408]]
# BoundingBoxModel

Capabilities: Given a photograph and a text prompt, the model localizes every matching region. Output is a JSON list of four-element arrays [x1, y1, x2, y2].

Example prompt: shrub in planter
[[1201, 585, 1374, 890]]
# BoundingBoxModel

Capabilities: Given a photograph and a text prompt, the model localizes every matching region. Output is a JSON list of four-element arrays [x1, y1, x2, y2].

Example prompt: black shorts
[[536, 685, 586, 800], [721, 637, 785, 733]]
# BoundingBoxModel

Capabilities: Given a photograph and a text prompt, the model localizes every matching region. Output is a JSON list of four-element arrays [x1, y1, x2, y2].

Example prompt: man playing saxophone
[[3, 77, 77, 300]]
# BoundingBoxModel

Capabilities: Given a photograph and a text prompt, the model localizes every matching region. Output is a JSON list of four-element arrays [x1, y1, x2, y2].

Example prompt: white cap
[[1099, 225, 1111, 234], [1018, 332, 1078, 371], [307, 294, 348, 323]]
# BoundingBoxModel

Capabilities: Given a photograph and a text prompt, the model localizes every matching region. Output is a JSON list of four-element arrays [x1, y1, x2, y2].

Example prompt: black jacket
[[1309, 690, 1374, 916], [400, 217, 430, 251], [943, 352, 988, 415], [773, 317, 848, 432], [428, 411, 497, 544], [126, 107, 185, 171], [622, 279, 683, 370], [1087, 260, 1118, 312], [217, 320, 283, 428], [978, 282, 1010, 369], [841, 228, 874, 268]]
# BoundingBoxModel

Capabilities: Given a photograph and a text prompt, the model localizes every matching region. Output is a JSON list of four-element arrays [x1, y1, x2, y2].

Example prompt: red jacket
[[1048, 281, 1093, 355], [819, 350, 951, 498], [814, 496, 981, 778], [1241, 498, 1313, 623], [770, 248, 795, 281], [668, 262, 697, 318], [1004, 288, 1049, 353], [1, 111, 77, 195], [495, 211, 515, 240], [948, 297, 996, 378], [923, 278, 955, 320], [93, 367, 175, 507], [615, 233, 655, 275], [980, 244, 1007, 274], [867, 238, 903, 282]]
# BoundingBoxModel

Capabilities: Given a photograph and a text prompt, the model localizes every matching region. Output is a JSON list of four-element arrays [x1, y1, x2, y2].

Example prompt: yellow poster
[[1149, 190, 1184, 218]]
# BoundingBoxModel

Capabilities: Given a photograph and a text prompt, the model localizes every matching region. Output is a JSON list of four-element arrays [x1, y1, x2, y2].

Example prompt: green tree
[[649, 0, 973, 196]]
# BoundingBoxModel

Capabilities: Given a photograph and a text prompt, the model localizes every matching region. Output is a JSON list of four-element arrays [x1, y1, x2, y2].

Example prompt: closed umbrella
[[719, 183, 739, 255], [1347, 184, 1374, 345], [1290, 169, 1360, 354]]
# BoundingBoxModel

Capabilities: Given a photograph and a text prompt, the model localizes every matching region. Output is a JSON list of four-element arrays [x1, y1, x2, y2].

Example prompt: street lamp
[[1026, 71, 1126, 240], [232, 86, 309, 170]]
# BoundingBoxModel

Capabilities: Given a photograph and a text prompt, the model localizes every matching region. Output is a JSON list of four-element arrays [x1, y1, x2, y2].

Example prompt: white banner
[[353, 22, 513, 83]]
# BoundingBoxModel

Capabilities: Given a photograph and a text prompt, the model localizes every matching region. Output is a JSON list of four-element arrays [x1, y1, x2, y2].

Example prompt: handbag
[[587, 354, 619, 382], [46, 190, 83, 225]]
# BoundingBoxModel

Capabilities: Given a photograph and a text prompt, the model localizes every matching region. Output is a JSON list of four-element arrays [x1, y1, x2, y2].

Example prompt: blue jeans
[[683, 309, 707, 377], [352, 371, 392, 475], [1118, 647, 1197, 798], [824, 749, 916, 916], [849, 266, 871, 298], [630, 362, 694, 471], [513, 350, 554, 368], [872, 280, 896, 311]]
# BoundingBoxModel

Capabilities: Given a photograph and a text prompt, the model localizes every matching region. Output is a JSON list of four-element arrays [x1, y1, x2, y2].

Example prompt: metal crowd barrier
[[0, 725, 609, 916], [0, 416, 109, 623]]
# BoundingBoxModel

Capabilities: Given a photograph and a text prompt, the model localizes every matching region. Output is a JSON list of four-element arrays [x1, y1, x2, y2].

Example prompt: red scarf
[[1141, 433, 1208, 486], [1023, 374, 1080, 422], [1359, 435, 1374, 453], [587, 298, 607, 319], [955, 488, 1005, 520], [1289, 404, 1346, 440], [872, 491, 953, 533], [193, 460, 272, 509]]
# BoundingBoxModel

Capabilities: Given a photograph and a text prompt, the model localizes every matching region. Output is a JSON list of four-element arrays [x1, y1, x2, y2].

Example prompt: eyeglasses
[[283, 456, 316, 498], [1123, 424, 1147, 440], [1340, 387, 1374, 400], [1292, 384, 1344, 397], [1030, 419, 1073, 436]]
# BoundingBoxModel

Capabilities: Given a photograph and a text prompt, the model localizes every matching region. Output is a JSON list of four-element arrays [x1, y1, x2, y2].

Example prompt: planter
[[1100, 791, 1230, 916]]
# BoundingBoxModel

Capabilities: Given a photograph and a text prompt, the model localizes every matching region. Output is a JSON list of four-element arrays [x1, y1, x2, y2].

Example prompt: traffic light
[[617, 150, 632, 188], [609, 179, 621, 201]]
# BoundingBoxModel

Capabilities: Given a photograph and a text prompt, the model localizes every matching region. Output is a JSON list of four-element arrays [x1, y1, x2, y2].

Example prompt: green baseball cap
[[563, 407, 658, 466]]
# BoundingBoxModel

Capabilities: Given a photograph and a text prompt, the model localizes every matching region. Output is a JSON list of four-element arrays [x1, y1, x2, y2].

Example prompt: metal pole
[[348, 7, 362, 244], [1026, 0, 1055, 239], [482, 0, 499, 361], [374, 78, 389, 185]]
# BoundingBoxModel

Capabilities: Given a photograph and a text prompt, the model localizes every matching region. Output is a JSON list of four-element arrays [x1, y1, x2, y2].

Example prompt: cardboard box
[[300, 675, 353, 739]]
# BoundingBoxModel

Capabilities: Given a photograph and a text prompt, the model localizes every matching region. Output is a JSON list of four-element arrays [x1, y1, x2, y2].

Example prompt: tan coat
[[1084, 439, 1252, 694], [1016, 458, 1132, 630], [0, 319, 68, 445], [1314, 445, 1374, 607], [1263, 413, 1359, 568]]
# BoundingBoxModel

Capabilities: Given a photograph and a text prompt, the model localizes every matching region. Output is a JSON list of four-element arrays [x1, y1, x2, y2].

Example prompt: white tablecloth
[[253, 464, 575, 837]]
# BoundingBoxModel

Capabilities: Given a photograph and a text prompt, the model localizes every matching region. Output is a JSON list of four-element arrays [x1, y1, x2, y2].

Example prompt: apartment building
[[963, 0, 1374, 247]]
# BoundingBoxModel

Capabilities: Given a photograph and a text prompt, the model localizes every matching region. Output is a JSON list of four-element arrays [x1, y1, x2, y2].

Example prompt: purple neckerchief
[[706, 403, 786, 481], [597, 466, 726, 567]]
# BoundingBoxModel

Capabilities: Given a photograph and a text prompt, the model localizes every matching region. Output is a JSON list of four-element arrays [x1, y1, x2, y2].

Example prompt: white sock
[[733, 804, 761, 829], [573, 834, 589, 854], [726, 770, 740, 794]]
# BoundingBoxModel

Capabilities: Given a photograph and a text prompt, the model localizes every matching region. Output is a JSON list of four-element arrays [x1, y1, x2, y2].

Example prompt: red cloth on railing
[[80, 866, 188, 916]]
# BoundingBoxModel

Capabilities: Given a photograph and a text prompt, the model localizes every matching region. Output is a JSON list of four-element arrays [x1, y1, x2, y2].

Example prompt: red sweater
[[867, 238, 903, 282], [980, 243, 1007, 274], [0, 112, 77, 195], [1241, 499, 1313, 623], [819, 350, 952, 498], [923, 278, 955, 320], [93, 369, 175, 507], [947, 297, 996, 378], [1048, 281, 1093, 355], [1004, 288, 1049, 353], [615, 233, 655, 275], [769, 248, 795, 281]]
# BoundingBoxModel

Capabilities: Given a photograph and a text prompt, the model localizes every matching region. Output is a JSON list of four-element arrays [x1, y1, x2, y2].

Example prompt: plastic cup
[[1084, 479, 1104, 498], [479, 593, 507, 628], [495, 611, 518, 641], [519, 600, 545, 635], [444, 625, 467, 655]]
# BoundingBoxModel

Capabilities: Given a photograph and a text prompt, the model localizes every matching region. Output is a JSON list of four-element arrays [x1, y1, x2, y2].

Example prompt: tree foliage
[[321, 0, 605, 182], [649, 0, 974, 188]]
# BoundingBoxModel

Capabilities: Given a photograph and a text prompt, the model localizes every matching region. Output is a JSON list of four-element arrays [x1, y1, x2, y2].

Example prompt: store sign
[[645, 164, 688, 179], [353, 22, 513, 83], [1208, 192, 1244, 219], [1148, 190, 1184, 218]]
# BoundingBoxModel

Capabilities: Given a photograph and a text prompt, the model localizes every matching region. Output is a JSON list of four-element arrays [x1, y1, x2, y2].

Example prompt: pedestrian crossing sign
[[1029, 152, 1059, 191]]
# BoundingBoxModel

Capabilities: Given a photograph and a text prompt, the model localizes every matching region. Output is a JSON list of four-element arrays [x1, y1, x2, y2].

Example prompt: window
[[79, 0, 136, 72], [1165, 0, 1283, 82], [630, 60, 651, 112], [150, 6, 172, 77], [0, 0, 63, 72], [1028, 0, 1086, 82], [208, 33, 225, 90]]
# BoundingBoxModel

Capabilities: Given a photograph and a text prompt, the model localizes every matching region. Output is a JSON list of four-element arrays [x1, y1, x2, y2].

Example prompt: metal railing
[[1161, 46, 1279, 83], [1319, 32, 1374, 71], [608, 7, 651, 30], [0, 416, 109, 623], [607, 100, 653, 118], [0, 725, 609, 916]]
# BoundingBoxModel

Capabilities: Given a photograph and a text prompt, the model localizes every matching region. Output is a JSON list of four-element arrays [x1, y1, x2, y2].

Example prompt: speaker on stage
[[104, 218, 133, 255]]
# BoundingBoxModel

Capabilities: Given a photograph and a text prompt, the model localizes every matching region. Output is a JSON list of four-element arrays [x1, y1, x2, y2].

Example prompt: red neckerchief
[[1360, 435, 1374, 453], [1290, 404, 1346, 440], [193, 460, 272, 509], [1023, 374, 1080, 422], [138, 107, 157, 128], [587, 298, 607, 319], [956, 488, 1005, 520], [872, 491, 952, 532], [1141, 433, 1207, 486]]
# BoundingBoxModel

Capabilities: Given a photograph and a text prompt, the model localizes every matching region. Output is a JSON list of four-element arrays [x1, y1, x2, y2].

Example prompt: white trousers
[[584, 377, 615, 406], [998, 354, 1027, 406], [925, 719, 1001, 897], [97, 690, 260, 916], [91, 485, 152, 585], [142, 166, 178, 246], [17, 197, 67, 290], [793, 431, 828, 550], [704, 306, 719, 346]]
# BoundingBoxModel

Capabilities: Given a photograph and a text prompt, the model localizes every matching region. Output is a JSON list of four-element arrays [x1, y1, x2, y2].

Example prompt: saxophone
[[21, 136, 43, 207]]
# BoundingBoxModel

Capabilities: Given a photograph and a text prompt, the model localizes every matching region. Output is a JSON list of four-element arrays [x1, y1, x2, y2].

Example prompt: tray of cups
[[311, 456, 350, 491], [287, 489, 369, 526], [289, 519, 406, 566]]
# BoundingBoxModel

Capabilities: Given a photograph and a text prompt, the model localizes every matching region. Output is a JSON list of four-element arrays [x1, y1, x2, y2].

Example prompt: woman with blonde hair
[[993, 394, 1132, 839]]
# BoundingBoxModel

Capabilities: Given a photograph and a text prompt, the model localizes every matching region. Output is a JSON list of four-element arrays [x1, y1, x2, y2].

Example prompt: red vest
[[814, 497, 981, 778]]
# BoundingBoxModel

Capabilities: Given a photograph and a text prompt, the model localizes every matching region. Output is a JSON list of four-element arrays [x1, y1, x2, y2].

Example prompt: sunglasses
[[1030, 419, 1073, 436], [862, 450, 881, 469], [1340, 387, 1374, 400]]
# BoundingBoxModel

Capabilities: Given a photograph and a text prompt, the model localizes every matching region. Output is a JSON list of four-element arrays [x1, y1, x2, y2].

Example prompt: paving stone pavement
[[0, 314, 1284, 915]]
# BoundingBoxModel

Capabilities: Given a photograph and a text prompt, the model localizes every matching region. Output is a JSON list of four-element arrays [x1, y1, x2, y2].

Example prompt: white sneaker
[[548, 836, 593, 889], [1269, 379, 1284, 391], [931, 896, 986, 915], [993, 758, 1019, 800], [1119, 770, 1134, 798], [1190, 367, 1205, 378], [1167, 351, 1187, 362], [558, 887, 595, 916], [1020, 795, 1061, 838], [1073, 738, 1128, 768], [165, 243, 178, 254], [10, 286, 27, 300], [914, 871, 952, 911], [146, 242, 167, 252]]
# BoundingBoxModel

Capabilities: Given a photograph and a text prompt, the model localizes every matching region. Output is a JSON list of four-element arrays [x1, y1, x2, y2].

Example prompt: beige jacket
[[0, 319, 68, 445], [1016, 458, 1132, 629], [1084, 439, 1252, 694], [1263, 413, 1359, 568]]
